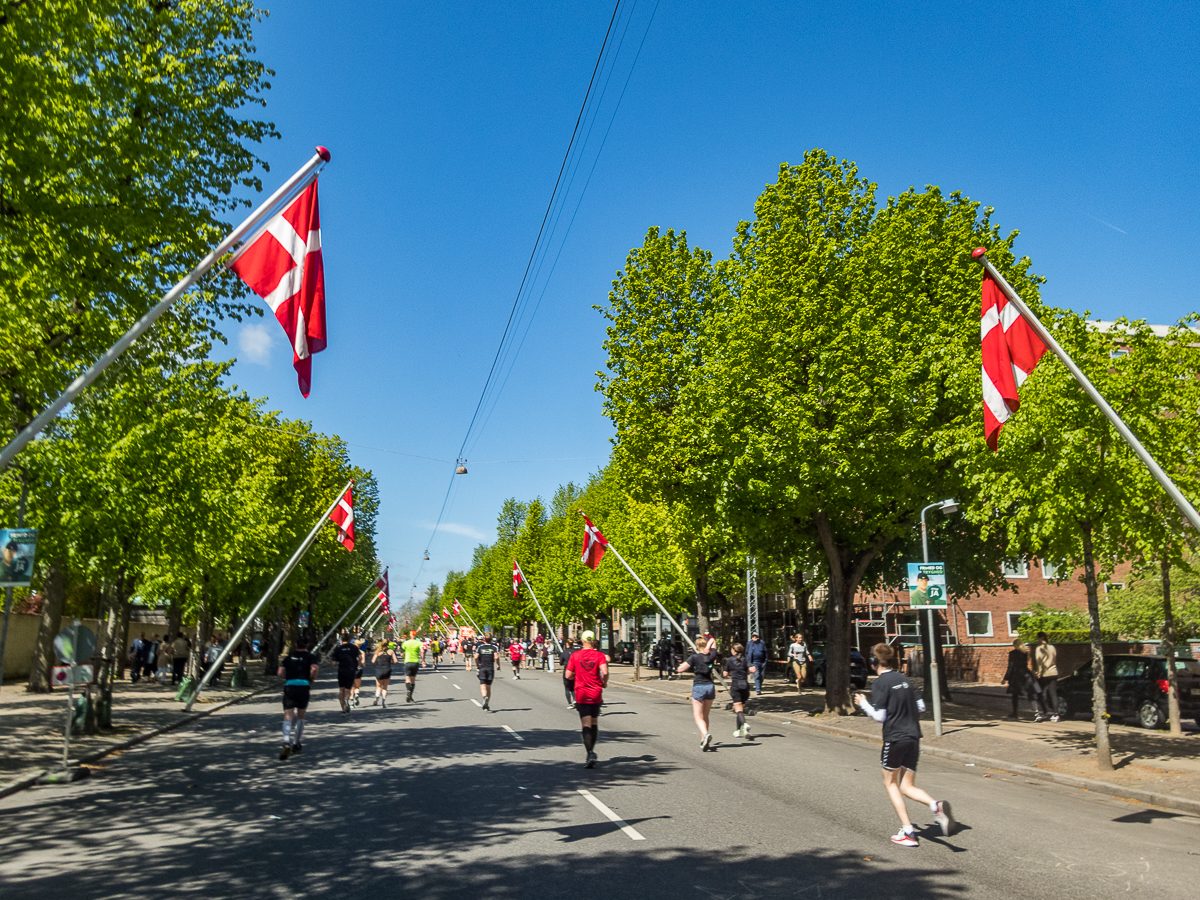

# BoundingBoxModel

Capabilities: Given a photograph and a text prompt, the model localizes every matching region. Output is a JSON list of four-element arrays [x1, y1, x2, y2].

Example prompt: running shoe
[[744, 725, 752, 740], [585, 751, 597, 769], [733, 728, 742, 738], [372, 695, 380, 706], [934, 800, 954, 836], [891, 830, 919, 847], [291, 743, 303, 755], [279, 743, 291, 760], [1050, 715, 1059, 722], [567, 703, 575, 709], [701, 732, 713, 750], [482, 699, 489, 711], [381, 697, 387, 708]]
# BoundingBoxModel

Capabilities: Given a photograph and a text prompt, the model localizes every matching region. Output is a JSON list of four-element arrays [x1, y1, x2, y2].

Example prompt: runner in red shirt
[[509, 640, 525, 680], [565, 630, 609, 768]]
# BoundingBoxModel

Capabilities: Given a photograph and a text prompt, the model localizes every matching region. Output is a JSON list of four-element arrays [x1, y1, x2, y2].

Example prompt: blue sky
[[216, 1, 1199, 597]]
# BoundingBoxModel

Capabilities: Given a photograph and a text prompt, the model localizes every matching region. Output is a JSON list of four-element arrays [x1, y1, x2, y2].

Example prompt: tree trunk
[[27, 559, 67, 693], [694, 555, 711, 638], [167, 586, 185, 642], [283, 603, 299, 657], [1161, 555, 1181, 735], [1081, 523, 1113, 770], [191, 604, 212, 677]]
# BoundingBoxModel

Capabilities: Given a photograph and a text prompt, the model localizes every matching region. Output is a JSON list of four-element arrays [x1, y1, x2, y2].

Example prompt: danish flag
[[442, 607, 452, 620], [513, 561, 523, 597], [431, 612, 440, 622], [329, 484, 354, 552], [230, 179, 327, 397], [580, 513, 608, 570], [981, 271, 1047, 450], [452, 599, 463, 615], [376, 568, 389, 602]]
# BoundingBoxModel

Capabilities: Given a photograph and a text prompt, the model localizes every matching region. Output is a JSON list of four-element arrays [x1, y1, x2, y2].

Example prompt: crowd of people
[[125, 630, 237, 688]]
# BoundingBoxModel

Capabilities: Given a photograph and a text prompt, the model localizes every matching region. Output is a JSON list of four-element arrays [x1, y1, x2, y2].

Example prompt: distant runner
[[724, 642, 752, 740], [330, 633, 363, 716], [430, 637, 442, 671], [678, 635, 718, 750], [372, 641, 397, 707], [475, 632, 499, 711], [508, 639, 524, 679], [462, 634, 476, 671], [401, 631, 422, 703], [560, 638, 577, 708], [855, 642, 954, 847], [565, 630, 609, 768], [278, 636, 319, 759], [351, 637, 368, 707]]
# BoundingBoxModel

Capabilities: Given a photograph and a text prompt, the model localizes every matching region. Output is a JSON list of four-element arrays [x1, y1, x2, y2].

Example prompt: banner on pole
[[0, 528, 37, 587], [907, 562, 948, 609]]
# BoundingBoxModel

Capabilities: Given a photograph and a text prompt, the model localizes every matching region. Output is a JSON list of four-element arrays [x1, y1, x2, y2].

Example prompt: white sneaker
[[743, 725, 752, 740], [701, 732, 713, 750], [891, 829, 919, 847], [733, 728, 742, 738], [934, 800, 954, 836]]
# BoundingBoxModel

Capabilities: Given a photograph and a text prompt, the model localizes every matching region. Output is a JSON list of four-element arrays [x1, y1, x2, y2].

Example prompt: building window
[[1007, 612, 1023, 636], [965, 611, 993, 637], [1040, 559, 1062, 580], [1002, 558, 1028, 579], [1105, 582, 1125, 593]]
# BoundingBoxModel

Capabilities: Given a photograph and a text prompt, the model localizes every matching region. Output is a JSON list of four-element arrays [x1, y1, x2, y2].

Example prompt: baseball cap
[[580, 630, 595, 642]]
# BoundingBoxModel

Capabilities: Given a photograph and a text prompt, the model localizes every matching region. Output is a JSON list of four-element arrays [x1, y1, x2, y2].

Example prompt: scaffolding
[[745, 556, 759, 644]]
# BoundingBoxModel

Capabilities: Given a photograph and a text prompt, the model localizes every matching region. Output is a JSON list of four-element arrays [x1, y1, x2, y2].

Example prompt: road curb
[[0, 681, 278, 801], [612, 678, 1200, 818]]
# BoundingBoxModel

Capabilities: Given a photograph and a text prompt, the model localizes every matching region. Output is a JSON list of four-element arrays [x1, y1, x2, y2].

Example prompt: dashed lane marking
[[470, 698, 482, 707], [578, 789, 645, 841], [502, 725, 524, 741], [453, 684, 462, 690]]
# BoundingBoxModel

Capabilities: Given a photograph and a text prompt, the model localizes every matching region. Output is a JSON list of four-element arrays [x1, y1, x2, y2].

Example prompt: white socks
[[294, 720, 305, 744], [282, 720, 292, 742]]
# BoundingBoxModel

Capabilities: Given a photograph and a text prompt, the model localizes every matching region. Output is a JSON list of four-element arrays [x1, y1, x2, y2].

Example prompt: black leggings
[[564, 679, 575, 705]]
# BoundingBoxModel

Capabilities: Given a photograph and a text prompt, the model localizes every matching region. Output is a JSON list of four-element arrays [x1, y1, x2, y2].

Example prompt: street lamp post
[[919, 498, 958, 737]]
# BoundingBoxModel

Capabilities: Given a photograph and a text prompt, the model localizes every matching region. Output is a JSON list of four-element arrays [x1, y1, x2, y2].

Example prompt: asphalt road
[[2, 660, 1198, 900]]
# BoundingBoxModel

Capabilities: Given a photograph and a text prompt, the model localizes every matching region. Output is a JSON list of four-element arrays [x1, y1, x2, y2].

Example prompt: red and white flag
[[229, 179, 327, 397], [442, 607, 452, 619], [376, 568, 390, 602], [329, 484, 354, 552], [431, 612, 440, 622], [513, 561, 523, 597], [981, 272, 1047, 450], [580, 514, 608, 570], [378, 596, 390, 614], [452, 599, 463, 615]]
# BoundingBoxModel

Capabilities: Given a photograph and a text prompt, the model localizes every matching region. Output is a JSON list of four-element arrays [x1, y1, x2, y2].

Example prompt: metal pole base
[[37, 766, 91, 785]]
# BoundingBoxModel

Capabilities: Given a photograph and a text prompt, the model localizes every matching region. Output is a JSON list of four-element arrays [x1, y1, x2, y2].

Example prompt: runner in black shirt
[[559, 638, 578, 708], [677, 635, 719, 750], [723, 643, 752, 740], [277, 637, 319, 760], [330, 634, 364, 715], [855, 642, 954, 847], [372, 642, 396, 707], [462, 636, 476, 671], [475, 633, 499, 711]]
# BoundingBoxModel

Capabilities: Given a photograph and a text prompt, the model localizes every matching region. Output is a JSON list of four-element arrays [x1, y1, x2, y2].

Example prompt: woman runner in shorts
[[723, 642, 752, 740], [855, 642, 954, 847], [372, 642, 396, 707], [677, 635, 719, 750]]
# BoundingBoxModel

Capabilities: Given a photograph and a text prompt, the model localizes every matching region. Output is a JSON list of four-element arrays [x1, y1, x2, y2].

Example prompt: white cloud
[[432, 522, 488, 541], [238, 323, 275, 366]]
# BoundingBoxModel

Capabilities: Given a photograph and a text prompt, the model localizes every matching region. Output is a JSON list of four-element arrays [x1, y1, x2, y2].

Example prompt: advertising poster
[[907, 561, 947, 609], [0, 528, 38, 588]]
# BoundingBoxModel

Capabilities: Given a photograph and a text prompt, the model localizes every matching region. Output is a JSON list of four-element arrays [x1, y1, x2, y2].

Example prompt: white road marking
[[578, 789, 645, 841], [502, 725, 524, 740], [471, 698, 482, 707], [453, 684, 462, 690]]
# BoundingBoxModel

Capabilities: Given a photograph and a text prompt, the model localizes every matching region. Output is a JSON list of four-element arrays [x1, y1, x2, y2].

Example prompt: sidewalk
[[611, 668, 1200, 813], [0, 661, 281, 796]]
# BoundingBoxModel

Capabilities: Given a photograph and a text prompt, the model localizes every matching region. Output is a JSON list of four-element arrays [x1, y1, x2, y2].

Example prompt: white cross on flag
[[442, 607, 452, 620], [513, 561, 523, 597], [431, 612, 440, 622], [229, 179, 327, 397], [981, 271, 1047, 450], [329, 484, 354, 552], [376, 568, 389, 601], [452, 599, 463, 615], [580, 514, 608, 570]]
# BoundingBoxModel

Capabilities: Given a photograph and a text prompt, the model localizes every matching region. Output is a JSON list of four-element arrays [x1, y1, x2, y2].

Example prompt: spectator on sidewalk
[[1002, 639, 1042, 721], [656, 635, 673, 680], [144, 634, 160, 681], [129, 633, 150, 683], [171, 632, 190, 684], [787, 633, 810, 693], [747, 633, 768, 695], [1032, 632, 1060, 722], [202, 634, 227, 686]]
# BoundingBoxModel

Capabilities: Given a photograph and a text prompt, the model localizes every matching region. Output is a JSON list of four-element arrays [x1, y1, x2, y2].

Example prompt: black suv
[[810, 648, 870, 689], [1057, 654, 1200, 729]]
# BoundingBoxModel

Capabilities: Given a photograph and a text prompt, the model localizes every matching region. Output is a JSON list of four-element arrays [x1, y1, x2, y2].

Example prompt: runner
[[329, 633, 363, 715], [372, 641, 397, 707], [677, 635, 719, 750], [420, 635, 430, 666], [559, 638, 577, 708], [724, 642, 752, 740], [430, 636, 442, 671], [787, 632, 810, 692], [350, 636, 368, 707], [277, 636, 320, 759], [854, 642, 954, 847], [508, 638, 524, 679], [400, 630, 422, 702], [448, 636, 459, 665], [475, 632, 499, 711], [565, 630, 609, 768], [462, 633, 476, 671]]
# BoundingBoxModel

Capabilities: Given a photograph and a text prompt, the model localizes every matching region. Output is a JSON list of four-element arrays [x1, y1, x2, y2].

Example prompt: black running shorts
[[574, 702, 601, 718], [729, 687, 750, 704], [354, 667, 364, 680], [881, 738, 920, 771], [477, 668, 495, 685], [375, 670, 391, 682], [283, 686, 311, 710], [337, 671, 357, 689], [404, 662, 420, 678]]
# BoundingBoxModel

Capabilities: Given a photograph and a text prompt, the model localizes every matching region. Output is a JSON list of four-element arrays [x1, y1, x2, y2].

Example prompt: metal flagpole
[[975, 248, 1200, 533], [514, 559, 563, 655], [0, 147, 333, 473], [184, 478, 352, 711], [453, 599, 483, 634], [314, 571, 384, 653]]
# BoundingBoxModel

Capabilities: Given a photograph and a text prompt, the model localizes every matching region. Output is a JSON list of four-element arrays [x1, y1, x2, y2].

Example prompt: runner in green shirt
[[401, 631, 423, 702]]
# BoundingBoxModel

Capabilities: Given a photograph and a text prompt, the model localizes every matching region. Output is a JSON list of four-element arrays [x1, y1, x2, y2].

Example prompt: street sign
[[52, 664, 94, 686], [298, 611, 310, 627], [53, 624, 97, 665], [907, 561, 948, 609], [0, 527, 38, 587]]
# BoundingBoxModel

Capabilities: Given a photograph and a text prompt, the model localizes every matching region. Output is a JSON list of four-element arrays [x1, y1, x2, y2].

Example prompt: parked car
[[809, 648, 870, 689], [1056, 654, 1200, 729], [609, 641, 635, 664]]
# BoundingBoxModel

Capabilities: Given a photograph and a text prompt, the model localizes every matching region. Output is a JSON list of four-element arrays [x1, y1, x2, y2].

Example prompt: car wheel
[[1138, 700, 1165, 730], [814, 668, 825, 687]]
